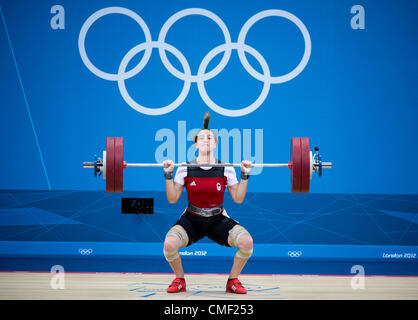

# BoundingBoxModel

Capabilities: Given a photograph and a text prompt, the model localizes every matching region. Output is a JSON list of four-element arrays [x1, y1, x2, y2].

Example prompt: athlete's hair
[[194, 112, 218, 144], [203, 112, 210, 129]]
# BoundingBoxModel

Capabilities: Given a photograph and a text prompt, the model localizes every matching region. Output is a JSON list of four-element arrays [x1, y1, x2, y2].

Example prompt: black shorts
[[174, 210, 239, 247]]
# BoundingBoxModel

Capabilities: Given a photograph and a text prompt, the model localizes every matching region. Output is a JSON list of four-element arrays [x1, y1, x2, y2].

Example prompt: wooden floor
[[0, 272, 417, 300]]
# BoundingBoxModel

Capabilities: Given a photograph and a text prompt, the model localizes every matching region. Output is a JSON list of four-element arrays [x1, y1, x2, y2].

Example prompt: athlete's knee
[[165, 225, 188, 248], [228, 225, 250, 248], [238, 233, 253, 251], [163, 237, 180, 262], [236, 232, 253, 259], [228, 225, 253, 259], [164, 236, 180, 252], [163, 226, 188, 262]]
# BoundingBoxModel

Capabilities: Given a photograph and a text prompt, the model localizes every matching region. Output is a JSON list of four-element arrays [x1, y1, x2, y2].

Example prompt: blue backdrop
[[1, 0, 417, 194], [0, 0, 417, 275]]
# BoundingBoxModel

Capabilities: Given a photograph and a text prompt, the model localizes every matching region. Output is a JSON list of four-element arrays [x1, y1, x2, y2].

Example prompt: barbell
[[83, 137, 332, 193]]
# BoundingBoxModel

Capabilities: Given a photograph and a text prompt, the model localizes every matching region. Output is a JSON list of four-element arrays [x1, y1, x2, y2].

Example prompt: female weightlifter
[[162, 112, 253, 294]]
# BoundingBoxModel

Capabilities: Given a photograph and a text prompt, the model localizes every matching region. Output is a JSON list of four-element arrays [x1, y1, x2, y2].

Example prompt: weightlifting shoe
[[167, 278, 186, 293], [226, 278, 247, 294]]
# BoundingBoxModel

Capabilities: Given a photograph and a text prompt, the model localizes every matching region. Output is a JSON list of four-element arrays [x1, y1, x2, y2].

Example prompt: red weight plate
[[114, 137, 124, 193], [106, 137, 115, 193], [291, 137, 302, 193], [300, 137, 310, 193]]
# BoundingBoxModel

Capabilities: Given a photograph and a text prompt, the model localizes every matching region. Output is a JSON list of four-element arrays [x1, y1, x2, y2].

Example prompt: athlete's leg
[[227, 225, 253, 278], [163, 225, 189, 278]]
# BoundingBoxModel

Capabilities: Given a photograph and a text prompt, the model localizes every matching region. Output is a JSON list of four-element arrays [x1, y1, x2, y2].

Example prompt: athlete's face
[[195, 130, 217, 154]]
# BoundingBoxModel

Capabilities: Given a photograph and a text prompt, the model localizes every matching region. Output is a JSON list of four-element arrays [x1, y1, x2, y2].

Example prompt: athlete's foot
[[167, 277, 186, 293], [226, 278, 247, 294]]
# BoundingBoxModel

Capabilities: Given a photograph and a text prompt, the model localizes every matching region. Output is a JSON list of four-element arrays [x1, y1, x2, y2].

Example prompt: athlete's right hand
[[163, 160, 174, 173]]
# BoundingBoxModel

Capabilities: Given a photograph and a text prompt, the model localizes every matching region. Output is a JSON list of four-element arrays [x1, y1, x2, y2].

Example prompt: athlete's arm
[[163, 160, 184, 203], [227, 180, 248, 204], [227, 160, 251, 204], [166, 180, 184, 203]]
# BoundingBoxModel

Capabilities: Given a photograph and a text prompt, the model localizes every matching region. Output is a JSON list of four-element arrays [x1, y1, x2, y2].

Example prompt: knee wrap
[[236, 247, 253, 259], [166, 226, 188, 247], [164, 249, 179, 262], [228, 226, 250, 248]]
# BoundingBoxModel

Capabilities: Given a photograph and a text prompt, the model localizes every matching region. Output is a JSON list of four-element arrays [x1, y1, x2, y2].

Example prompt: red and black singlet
[[173, 159, 239, 210]]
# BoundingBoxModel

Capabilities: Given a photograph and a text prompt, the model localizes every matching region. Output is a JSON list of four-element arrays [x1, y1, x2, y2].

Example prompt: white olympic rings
[[287, 250, 302, 258], [78, 248, 93, 255], [78, 7, 311, 117]]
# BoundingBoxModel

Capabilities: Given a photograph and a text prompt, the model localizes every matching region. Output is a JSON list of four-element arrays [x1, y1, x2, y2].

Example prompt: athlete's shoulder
[[175, 165, 188, 174], [224, 165, 236, 172]]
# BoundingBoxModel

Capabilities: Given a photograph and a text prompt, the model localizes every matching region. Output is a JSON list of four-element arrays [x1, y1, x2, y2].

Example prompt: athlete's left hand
[[241, 160, 252, 174]]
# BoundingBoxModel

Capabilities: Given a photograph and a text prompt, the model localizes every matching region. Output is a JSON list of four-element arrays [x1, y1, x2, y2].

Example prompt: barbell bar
[[83, 137, 332, 193]]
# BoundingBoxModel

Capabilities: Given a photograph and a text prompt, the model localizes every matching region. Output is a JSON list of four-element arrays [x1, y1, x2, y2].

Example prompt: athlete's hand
[[163, 160, 174, 173], [241, 160, 252, 174]]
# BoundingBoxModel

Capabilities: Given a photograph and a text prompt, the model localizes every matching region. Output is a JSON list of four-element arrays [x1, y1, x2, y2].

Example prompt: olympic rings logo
[[78, 7, 311, 117], [78, 248, 93, 255], [287, 251, 302, 258]]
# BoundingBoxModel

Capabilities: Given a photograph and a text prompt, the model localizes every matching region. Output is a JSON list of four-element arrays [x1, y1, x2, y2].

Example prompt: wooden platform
[[0, 272, 417, 300]]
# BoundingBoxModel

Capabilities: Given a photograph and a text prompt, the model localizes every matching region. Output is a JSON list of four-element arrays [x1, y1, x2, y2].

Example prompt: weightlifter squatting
[[162, 112, 253, 294]]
